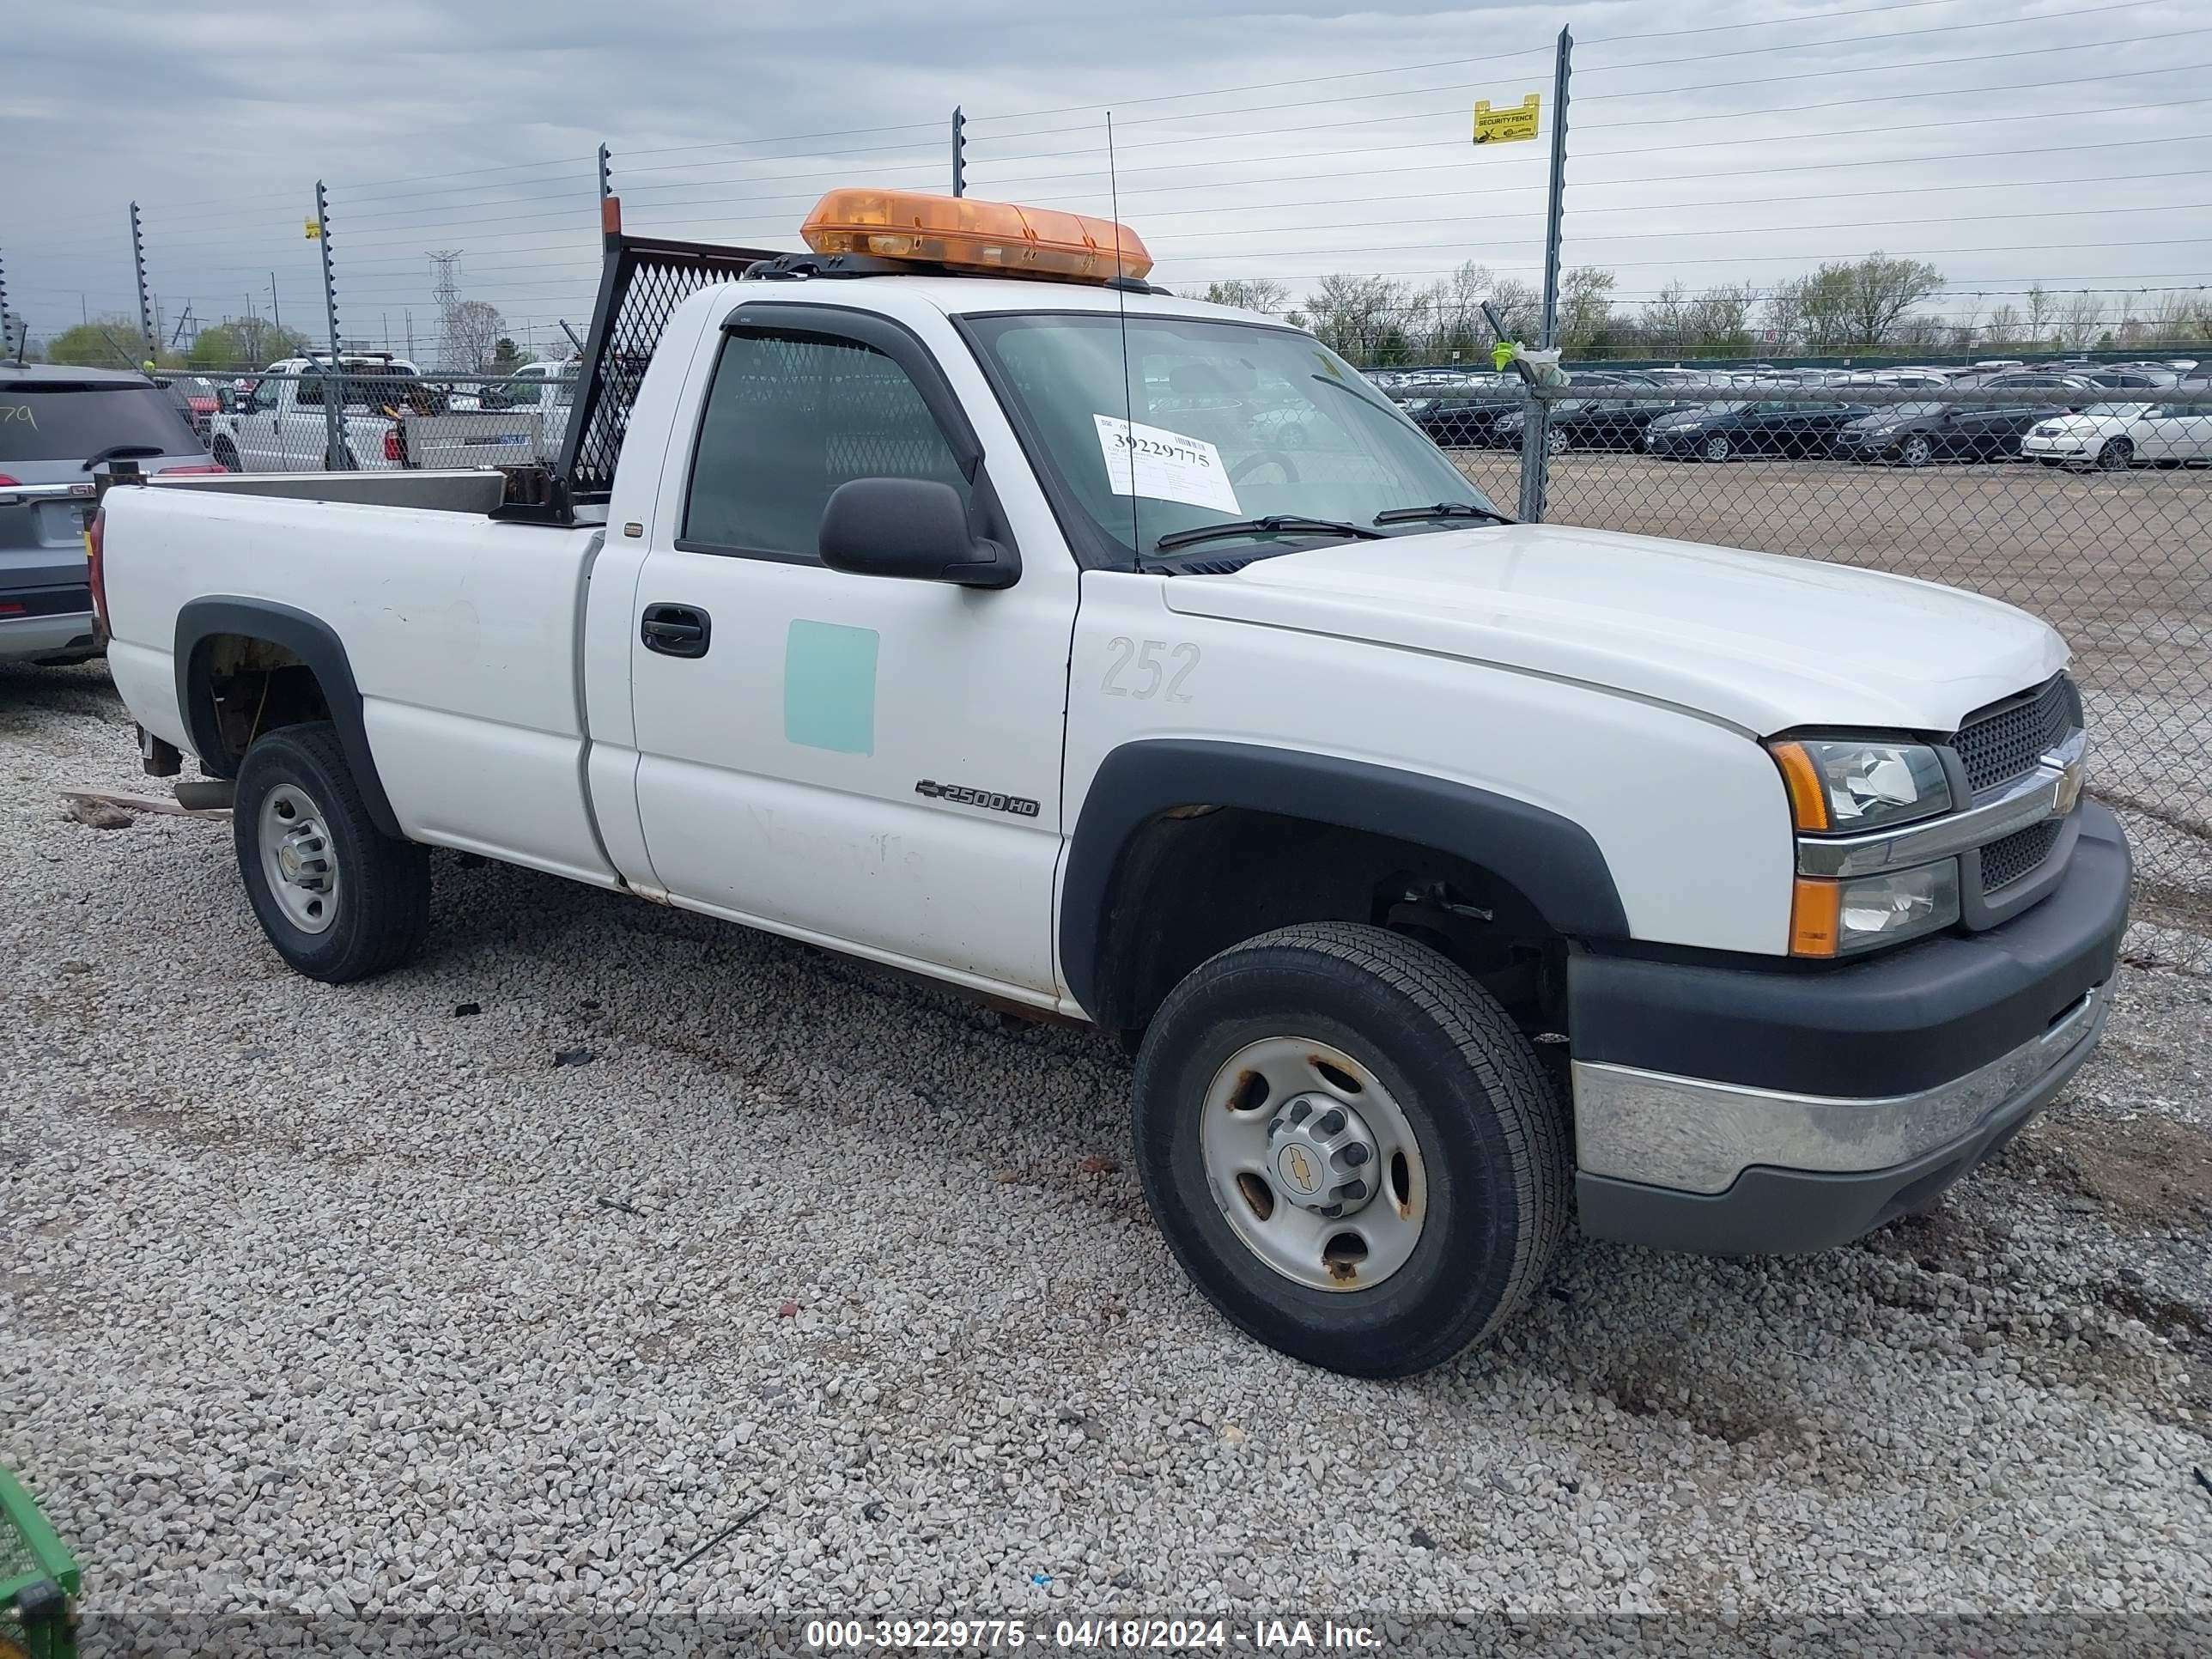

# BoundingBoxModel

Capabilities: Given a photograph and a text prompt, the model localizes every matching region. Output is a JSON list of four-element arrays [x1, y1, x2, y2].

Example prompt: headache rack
[[501, 223, 781, 523]]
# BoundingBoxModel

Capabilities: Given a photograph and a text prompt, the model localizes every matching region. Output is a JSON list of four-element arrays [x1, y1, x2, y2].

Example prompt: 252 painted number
[[1103, 637, 1199, 702]]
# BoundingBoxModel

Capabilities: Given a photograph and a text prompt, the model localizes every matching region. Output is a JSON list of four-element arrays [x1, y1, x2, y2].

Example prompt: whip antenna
[[1108, 111, 1140, 558]]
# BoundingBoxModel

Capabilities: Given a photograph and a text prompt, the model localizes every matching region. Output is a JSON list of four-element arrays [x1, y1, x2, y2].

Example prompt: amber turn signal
[[1789, 878, 1843, 957], [1768, 740, 1832, 832]]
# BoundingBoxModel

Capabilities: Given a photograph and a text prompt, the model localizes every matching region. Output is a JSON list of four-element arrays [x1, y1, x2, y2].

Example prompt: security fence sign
[[1473, 93, 1540, 144]]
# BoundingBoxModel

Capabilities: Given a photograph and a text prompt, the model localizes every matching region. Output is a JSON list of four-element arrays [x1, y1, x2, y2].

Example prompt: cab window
[[681, 329, 970, 562]]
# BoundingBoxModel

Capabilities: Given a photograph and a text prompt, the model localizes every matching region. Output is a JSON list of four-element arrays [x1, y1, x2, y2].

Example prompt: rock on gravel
[[3, 661, 2210, 1656]]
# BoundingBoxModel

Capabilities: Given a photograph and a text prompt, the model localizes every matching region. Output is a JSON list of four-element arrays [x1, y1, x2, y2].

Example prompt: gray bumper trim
[[1572, 976, 2109, 1196], [0, 611, 99, 662], [1576, 1006, 2106, 1257]]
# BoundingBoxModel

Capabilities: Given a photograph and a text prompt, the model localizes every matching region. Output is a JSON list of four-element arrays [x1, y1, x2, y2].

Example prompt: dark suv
[[1, 365, 218, 665]]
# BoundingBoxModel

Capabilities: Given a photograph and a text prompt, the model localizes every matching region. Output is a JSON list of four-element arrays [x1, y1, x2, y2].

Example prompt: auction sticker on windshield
[[1094, 414, 1239, 514]]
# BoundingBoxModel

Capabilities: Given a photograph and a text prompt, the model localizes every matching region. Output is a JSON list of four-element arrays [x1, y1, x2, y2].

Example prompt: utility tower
[[427, 250, 463, 370]]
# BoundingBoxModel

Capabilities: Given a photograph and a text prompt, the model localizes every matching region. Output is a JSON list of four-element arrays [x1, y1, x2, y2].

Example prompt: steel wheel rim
[[258, 782, 340, 934], [1199, 1036, 1428, 1293]]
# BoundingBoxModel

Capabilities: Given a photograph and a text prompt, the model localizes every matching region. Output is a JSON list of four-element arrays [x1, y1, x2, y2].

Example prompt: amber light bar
[[800, 188, 1153, 284]]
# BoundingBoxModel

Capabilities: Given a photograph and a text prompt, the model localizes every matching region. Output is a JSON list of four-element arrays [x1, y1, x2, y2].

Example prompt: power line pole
[[269, 271, 283, 332], [951, 106, 967, 197], [428, 250, 462, 372]]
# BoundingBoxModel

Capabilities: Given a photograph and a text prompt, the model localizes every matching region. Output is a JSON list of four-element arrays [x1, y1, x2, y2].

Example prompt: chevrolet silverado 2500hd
[[90, 191, 2128, 1376]]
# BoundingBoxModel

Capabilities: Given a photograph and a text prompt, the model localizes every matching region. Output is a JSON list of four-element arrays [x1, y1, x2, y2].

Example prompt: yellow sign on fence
[[1473, 93, 1540, 145]]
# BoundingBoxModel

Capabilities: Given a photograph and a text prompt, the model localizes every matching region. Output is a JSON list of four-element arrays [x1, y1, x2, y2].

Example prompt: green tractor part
[[0, 1468, 78, 1659]]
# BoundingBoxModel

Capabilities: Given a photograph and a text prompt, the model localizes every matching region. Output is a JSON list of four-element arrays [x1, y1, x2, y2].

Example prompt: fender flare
[[173, 596, 401, 836], [1059, 739, 1629, 1021]]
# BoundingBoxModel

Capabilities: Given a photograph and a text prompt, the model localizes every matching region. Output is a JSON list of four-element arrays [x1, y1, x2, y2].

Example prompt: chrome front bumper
[[1573, 976, 2110, 1196]]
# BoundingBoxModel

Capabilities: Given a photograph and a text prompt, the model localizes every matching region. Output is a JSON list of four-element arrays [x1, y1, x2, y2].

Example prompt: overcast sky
[[5, 0, 2205, 356]]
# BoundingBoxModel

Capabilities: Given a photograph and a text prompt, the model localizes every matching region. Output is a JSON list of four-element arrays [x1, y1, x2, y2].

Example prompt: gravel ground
[[4, 662, 2211, 1656]]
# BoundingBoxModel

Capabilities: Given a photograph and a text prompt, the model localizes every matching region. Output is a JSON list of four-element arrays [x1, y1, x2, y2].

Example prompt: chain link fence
[[152, 364, 575, 471], [1396, 374, 2210, 965]]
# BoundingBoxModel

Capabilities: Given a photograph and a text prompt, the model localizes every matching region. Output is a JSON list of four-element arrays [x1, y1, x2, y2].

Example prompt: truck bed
[[100, 478, 619, 887]]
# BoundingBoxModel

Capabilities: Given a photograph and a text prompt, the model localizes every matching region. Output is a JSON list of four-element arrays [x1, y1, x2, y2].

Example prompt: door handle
[[641, 603, 711, 659]]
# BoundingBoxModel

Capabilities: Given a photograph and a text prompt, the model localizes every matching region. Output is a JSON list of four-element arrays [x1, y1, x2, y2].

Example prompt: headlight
[[1768, 738, 1952, 832], [1790, 862, 1960, 957]]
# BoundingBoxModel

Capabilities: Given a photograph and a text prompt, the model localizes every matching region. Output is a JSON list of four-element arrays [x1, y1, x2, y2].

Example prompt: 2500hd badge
[[915, 780, 1042, 817]]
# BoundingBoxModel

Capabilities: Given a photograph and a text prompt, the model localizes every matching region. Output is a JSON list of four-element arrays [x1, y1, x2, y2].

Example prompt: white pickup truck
[[91, 194, 2128, 1376], [208, 355, 547, 473]]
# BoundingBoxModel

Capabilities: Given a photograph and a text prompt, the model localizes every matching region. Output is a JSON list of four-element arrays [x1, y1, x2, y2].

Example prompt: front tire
[[1701, 433, 1733, 462], [234, 722, 430, 983], [212, 438, 241, 472], [1899, 434, 1935, 468], [1131, 922, 1568, 1376], [2096, 438, 2132, 472]]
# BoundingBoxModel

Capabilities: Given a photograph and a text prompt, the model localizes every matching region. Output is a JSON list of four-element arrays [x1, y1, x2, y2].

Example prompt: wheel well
[[190, 635, 333, 774], [1085, 805, 1567, 1036]]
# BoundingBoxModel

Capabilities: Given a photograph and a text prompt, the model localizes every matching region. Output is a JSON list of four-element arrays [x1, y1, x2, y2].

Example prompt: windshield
[[1884, 402, 1946, 418], [0, 381, 202, 464], [2081, 403, 2150, 419], [964, 313, 1501, 563]]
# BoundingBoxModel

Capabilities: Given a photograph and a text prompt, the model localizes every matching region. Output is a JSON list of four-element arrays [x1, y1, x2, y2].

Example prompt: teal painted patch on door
[[783, 620, 880, 756]]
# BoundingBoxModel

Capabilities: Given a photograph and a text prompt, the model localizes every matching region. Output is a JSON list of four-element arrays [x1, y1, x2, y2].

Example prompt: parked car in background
[[155, 374, 225, 441], [2076, 368, 2179, 391], [1645, 400, 1872, 460], [1493, 392, 1683, 453], [2021, 402, 2212, 471], [1833, 400, 2066, 466], [207, 355, 545, 472], [489, 360, 578, 415], [1942, 368, 2100, 397], [1, 363, 222, 665], [1405, 374, 1521, 447]]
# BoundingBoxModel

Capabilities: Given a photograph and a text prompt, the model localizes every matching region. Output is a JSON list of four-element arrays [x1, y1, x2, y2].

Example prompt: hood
[[1161, 525, 2064, 735]]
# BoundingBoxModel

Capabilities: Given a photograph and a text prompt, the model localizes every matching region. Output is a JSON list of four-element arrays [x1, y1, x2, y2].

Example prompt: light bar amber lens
[[1770, 741, 1832, 832], [801, 188, 1153, 283], [1790, 878, 1843, 957]]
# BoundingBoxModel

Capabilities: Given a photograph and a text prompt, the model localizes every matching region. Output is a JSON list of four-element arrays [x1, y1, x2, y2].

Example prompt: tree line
[[28, 301, 532, 375], [1194, 256, 2212, 365]]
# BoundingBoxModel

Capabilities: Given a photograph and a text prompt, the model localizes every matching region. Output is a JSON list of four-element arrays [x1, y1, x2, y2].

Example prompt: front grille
[[1952, 674, 2076, 794], [1981, 820, 2063, 894]]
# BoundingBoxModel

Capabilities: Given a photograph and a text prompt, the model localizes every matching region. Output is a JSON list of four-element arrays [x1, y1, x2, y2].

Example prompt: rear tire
[[1131, 921, 1568, 1377], [233, 722, 429, 983]]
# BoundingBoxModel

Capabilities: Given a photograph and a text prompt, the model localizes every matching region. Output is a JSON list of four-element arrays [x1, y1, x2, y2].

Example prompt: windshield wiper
[[1153, 514, 1384, 555], [1372, 501, 1514, 527]]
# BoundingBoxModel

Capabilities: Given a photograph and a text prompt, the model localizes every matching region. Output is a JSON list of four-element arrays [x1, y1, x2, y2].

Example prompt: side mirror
[[819, 478, 1018, 590]]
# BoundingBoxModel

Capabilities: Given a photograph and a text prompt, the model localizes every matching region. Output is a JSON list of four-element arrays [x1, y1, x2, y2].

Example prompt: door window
[[249, 380, 282, 413], [681, 330, 971, 561]]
